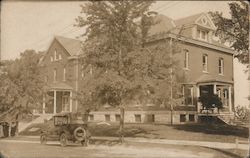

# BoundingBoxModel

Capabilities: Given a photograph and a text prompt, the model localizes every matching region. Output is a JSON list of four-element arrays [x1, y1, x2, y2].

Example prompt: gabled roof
[[55, 36, 82, 56]]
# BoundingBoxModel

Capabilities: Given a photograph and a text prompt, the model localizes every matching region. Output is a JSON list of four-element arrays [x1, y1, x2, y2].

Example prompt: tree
[[0, 50, 45, 113], [75, 1, 182, 142], [209, 1, 249, 65]]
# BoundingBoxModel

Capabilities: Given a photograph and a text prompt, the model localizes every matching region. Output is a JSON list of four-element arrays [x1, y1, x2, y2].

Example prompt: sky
[[1, 1, 249, 107]]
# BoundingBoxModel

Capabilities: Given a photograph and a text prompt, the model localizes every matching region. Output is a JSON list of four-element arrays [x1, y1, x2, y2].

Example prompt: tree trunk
[[119, 107, 125, 143]]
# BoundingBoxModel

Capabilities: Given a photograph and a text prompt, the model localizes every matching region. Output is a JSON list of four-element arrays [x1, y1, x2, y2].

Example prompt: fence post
[[235, 137, 238, 150]]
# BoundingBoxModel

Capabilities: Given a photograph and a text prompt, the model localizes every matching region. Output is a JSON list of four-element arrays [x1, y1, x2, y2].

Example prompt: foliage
[[235, 106, 249, 121], [75, 1, 183, 112], [209, 1, 249, 64], [75, 1, 154, 109], [0, 50, 45, 113], [198, 94, 223, 110]]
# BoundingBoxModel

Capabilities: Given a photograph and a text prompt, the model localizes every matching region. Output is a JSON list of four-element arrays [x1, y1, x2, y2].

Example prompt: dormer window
[[197, 29, 208, 41]]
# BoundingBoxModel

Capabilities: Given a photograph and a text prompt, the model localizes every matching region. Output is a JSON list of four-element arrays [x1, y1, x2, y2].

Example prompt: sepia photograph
[[0, 1, 249, 158]]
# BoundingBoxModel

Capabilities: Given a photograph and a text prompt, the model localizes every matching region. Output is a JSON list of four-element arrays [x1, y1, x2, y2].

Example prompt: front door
[[62, 92, 70, 112]]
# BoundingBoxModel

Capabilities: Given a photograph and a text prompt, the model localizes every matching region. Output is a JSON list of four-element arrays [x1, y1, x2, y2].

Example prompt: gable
[[42, 39, 71, 64], [195, 14, 216, 30]]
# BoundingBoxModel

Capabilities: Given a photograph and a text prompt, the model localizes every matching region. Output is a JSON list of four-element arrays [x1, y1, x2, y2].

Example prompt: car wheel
[[40, 134, 47, 145], [60, 133, 68, 147]]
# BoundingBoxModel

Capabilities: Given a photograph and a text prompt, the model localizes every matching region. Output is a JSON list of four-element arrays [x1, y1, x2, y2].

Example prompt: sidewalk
[[1, 135, 249, 150]]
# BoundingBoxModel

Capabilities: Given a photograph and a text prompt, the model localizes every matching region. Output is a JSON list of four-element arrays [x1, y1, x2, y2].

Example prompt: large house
[[39, 13, 235, 124]]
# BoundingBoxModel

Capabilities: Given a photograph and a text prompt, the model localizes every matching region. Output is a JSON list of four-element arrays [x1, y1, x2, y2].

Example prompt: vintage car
[[40, 112, 91, 147]]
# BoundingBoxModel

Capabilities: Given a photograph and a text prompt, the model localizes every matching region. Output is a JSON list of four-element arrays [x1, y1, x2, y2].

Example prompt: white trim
[[195, 13, 216, 30]]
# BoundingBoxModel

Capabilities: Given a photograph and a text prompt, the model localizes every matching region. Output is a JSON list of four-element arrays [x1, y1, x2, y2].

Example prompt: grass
[[20, 121, 249, 143]]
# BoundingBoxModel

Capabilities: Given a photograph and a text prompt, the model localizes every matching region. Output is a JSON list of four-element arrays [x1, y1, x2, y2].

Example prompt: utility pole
[[170, 37, 173, 125]]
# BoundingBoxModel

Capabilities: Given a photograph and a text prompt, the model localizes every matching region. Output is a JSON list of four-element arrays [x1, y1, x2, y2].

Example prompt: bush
[[199, 94, 223, 110]]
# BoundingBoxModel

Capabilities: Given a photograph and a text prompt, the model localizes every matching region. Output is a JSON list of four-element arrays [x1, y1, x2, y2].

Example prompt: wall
[[177, 42, 234, 83], [88, 110, 198, 124]]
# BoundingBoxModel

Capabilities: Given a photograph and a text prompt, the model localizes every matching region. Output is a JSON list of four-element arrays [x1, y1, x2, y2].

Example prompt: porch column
[[213, 83, 217, 94], [53, 90, 57, 114], [42, 94, 46, 114], [196, 85, 201, 112], [228, 86, 232, 113], [70, 91, 72, 112]]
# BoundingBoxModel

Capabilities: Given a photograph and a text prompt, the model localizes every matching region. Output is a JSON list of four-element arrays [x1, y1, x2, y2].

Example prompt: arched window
[[183, 49, 189, 69]]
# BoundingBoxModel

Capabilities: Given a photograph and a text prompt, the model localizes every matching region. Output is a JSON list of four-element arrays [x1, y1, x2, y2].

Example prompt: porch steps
[[18, 114, 53, 133], [216, 113, 235, 125]]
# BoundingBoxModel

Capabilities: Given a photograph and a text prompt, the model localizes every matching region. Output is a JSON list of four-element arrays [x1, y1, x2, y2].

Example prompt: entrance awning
[[195, 74, 233, 84], [44, 82, 73, 91]]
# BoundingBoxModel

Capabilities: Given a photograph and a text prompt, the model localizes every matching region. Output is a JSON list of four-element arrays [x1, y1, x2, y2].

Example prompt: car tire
[[40, 134, 47, 145], [73, 127, 86, 141], [60, 133, 68, 147]]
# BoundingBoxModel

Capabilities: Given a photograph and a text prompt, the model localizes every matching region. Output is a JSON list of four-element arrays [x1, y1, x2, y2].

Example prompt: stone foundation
[[88, 110, 198, 124]]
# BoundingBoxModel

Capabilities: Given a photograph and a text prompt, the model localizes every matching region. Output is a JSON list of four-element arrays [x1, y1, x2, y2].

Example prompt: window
[[89, 114, 94, 121], [197, 29, 208, 41], [189, 114, 195, 122], [146, 114, 155, 123], [183, 50, 189, 69], [180, 114, 186, 122], [63, 67, 66, 81], [50, 56, 53, 62], [135, 114, 141, 123], [219, 58, 224, 75], [183, 85, 194, 105], [105, 114, 110, 122], [54, 49, 61, 61], [202, 54, 208, 72], [81, 65, 84, 78], [53, 68, 57, 82], [59, 54, 62, 60], [54, 49, 57, 60], [115, 114, 121, 122]]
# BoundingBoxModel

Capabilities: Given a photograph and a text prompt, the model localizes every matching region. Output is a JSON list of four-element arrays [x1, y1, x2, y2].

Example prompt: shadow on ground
[[173, 124, 249, 138]]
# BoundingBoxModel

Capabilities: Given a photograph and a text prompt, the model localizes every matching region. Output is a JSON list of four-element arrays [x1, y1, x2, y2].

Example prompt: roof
[[148, 14, 175, 36], [55, 36, 82, 56], [174, 13, 204, 27], [195, 74, 233, 84], [147, 13, 233, 53]]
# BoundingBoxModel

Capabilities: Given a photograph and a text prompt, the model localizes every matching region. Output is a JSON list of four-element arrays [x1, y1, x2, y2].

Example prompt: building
[[39, 13, 235, 124]]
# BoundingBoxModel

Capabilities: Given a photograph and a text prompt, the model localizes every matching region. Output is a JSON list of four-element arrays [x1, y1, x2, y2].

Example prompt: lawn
[[19, 122, 249, 143]]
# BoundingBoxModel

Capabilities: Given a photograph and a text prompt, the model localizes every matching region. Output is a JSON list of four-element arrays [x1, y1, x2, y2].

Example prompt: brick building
[[39, 13, 235, 124]]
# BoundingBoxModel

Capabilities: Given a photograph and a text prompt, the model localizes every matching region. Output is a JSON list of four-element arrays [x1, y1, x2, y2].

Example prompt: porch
[[197, 82, 233, 114], [42, 90, 73, 114]]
